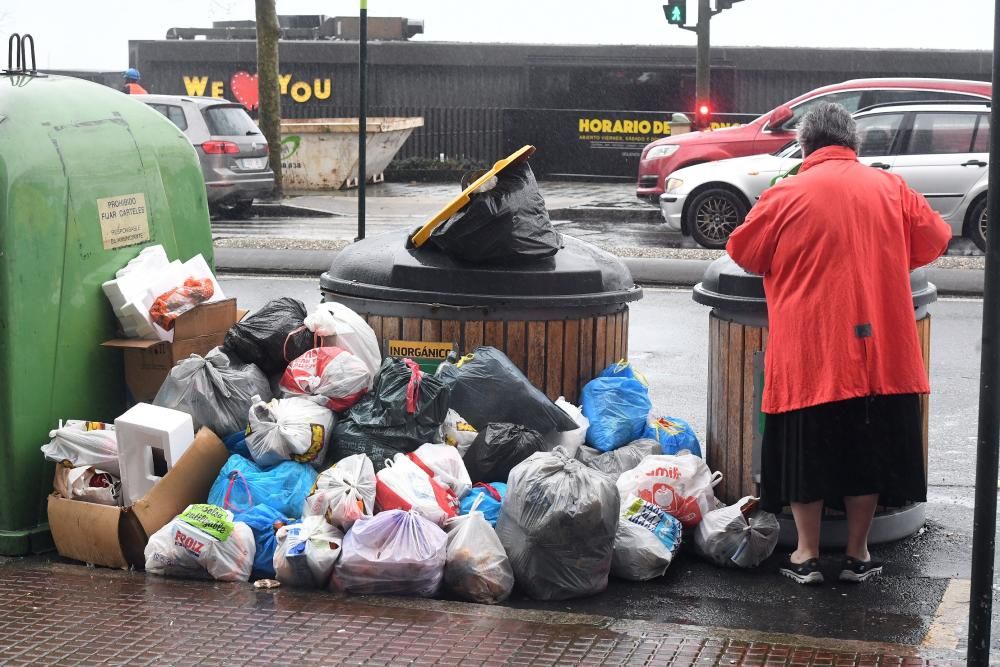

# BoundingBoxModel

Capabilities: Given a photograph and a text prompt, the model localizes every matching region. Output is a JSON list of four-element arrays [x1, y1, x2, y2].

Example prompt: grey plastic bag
[[574, 439, 662, 478], [495, 447, 619, 600], [154, 347, 272, 436], [693, 496, 780, 568]]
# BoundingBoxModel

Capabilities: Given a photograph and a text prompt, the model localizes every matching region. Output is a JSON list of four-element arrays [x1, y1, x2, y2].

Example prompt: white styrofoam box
[[115, 403, 195, 505], [115, 244, 168, 279], [119, 301, 162, 341]]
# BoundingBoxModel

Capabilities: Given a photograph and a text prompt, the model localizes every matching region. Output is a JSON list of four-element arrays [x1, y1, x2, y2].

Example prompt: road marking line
[[922, 577, 970, 649]]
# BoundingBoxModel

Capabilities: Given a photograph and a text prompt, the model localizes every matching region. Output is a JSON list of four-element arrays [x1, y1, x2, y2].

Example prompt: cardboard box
[[102, 298, 246, 403], [47, 427, 229, 569]]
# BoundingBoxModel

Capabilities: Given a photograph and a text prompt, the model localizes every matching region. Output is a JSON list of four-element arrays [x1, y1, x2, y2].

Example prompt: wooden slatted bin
[[692, 256, 938, 547], [319, 229, 642, 403]]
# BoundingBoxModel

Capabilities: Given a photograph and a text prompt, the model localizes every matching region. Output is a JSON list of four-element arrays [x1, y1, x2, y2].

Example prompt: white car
[[659, 102, 991, 250]]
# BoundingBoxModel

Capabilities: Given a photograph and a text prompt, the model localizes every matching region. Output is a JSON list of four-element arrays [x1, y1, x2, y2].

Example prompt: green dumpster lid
[[692, 254, 937, 315], [320, 228, 642, 308]]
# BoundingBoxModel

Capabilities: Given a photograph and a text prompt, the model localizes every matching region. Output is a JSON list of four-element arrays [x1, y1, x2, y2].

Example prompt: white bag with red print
[[616, 453, 722, 527], [375, 454, 458, 526], [408, 443, 473, 499], [280, 346, 372, 412]]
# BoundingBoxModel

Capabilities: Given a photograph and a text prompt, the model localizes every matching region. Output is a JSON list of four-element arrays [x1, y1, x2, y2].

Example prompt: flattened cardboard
[[47, 427, 228, 570], [101, 299, 247, 403]]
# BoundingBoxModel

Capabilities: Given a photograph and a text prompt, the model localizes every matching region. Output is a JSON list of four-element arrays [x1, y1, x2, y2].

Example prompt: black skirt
[[759, 393, 926, 514]]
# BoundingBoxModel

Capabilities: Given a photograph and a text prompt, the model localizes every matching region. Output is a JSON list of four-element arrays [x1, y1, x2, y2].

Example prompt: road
[[219, 275, 998, 652]]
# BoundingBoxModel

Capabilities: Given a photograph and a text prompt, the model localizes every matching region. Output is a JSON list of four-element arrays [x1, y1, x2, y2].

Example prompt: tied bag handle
[[223, 470, 254, 513], [282, 325, 322, 363], [402, 358, 422, 415]]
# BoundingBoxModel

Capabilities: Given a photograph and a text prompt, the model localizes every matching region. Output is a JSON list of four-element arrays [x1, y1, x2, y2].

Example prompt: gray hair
[[796, 102, 860, 156]]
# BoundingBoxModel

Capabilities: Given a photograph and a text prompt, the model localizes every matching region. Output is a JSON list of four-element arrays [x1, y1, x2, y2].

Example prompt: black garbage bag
[[496, 447, 619, 600], [464, 423, 546, 483], [428, 162, 562, 264], [331, 357, 451, 468], [574, 439, 662, 478], [437, 347, 578, 434], [223, 297, 313, 376]]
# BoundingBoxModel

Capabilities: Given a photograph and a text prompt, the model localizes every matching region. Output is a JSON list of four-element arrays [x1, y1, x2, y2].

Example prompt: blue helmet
[[123, 68, 141, 81]]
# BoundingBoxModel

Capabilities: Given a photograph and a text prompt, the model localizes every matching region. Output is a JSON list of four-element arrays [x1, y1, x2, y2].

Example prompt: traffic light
[[663, 1, 686, 25], [695, 102, 712, 129]]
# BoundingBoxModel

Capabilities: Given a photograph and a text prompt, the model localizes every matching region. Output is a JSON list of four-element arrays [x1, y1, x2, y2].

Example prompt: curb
[[548, 206, 661, 223], [215, 247, 986, 297]]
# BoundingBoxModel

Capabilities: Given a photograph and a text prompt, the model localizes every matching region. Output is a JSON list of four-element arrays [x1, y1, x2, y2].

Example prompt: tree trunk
[[255, 0, 282, 198]]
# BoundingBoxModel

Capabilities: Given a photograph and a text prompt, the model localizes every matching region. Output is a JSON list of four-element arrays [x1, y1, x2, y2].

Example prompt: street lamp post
[[357, 0, 368, 241]]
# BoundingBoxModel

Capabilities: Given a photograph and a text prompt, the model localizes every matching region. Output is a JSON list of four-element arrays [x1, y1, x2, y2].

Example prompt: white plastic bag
[[273, 516, 344, 588], [302, 454, 376, 531], [611, 495, 683, 581], [409, 443, 472, 499], [304, 302, 382, 378], [279, 346, 372, 412], [616, 453, 722, 527], [443, 496, 514, 604], [693, 496, 780, 568], [375, 454, 458, 526], [331, 509, 447, 597], [245, 396, 335, 469], [41, 421, 119, 477], [549, 397, 590, 452], [439, 409, 478, 456], [144, 504, 255, 582], [53, 465, 122, 506]]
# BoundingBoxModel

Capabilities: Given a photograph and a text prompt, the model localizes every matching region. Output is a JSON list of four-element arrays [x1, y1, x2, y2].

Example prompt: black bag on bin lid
[[463, 422, 546, 483], [223, 297, 313, 376], [428, 162, 562, 264], [437, 347, 578, 434]]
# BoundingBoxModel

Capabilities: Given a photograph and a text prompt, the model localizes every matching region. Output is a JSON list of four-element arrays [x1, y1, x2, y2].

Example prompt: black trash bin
[[692, 255, 937, 546], [320, 228, 643, 403]]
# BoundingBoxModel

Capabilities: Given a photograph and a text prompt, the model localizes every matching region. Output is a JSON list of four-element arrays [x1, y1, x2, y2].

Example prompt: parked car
[[659, 102, 991, 250], [636, 77, 991, 207], [135, 94, 274, 218]]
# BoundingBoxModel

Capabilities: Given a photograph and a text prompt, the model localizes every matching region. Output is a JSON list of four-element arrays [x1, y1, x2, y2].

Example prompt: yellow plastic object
[[409, 145, 536, 248]]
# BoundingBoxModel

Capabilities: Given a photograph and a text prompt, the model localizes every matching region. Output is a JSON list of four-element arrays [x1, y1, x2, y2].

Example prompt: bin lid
[[320, 228, 642, 307], [692, 254, 937, 314]]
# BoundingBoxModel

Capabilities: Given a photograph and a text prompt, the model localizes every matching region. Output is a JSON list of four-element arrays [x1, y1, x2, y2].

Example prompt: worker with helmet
[[122, 68, 147, 94]]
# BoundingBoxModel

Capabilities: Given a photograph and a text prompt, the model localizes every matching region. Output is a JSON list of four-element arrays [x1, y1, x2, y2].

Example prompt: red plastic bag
[[279, 346, 372, 412], [375, 455, 458, 526], [149, 277, 215, 330]]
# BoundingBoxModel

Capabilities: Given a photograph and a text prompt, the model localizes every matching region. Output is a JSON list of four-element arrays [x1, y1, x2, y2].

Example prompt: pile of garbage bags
[[61, 287, 782, 603]]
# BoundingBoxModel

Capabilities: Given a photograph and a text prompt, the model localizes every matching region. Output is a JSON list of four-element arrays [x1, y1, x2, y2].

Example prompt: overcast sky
[[2, 0, 996, 70]]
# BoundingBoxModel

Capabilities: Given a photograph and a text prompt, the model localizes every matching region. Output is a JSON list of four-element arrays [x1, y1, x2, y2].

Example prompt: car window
[[973, 114, 990, 153], [903, 112, 977, 155], [203, 106, 260, 136], [787, 91, 864, 129], [147, 103, 188, 131], [775, 142, 803, 159], [867, 90, 988, 107], [855, 113, 905, 157]]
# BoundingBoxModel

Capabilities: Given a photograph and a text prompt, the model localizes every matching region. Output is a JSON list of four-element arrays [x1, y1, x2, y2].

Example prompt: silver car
[[659, 102, 990, 250], [135, 94, 274, 218]]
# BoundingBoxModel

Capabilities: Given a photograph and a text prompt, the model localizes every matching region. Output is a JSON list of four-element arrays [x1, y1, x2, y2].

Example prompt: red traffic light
[[698, 104, 710, 116]]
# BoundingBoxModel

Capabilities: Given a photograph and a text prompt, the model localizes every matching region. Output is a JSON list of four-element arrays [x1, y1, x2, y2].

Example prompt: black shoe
[[839, 556, 883, 582], [779, 556, 824, 585]]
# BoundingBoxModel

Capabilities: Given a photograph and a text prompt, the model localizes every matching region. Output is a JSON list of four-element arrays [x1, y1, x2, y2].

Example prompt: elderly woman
[[726, 103, 951, 585]]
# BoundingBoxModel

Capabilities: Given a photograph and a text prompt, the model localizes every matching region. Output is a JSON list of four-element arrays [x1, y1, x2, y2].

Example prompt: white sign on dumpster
[[97, 193, 150, 250]]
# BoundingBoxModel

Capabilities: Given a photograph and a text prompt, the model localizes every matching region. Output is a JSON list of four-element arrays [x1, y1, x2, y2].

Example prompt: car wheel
[[687, 188, 749, 249], [213, 199, 255, 220], [966, 195, 988, 253]]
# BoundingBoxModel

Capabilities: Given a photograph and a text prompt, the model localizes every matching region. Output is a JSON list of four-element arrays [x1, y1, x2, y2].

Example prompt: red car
[[636, 78, 992, 209]]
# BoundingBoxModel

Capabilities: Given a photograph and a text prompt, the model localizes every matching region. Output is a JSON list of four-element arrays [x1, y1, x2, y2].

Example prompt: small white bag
[[41, 421, 119, 477], [273, 516, 344, 588], [144, 505, 256, 582], [53, 465, 121, 506], [245, 396, 334, 469], [611, 495, 683, 581], [409, 443, 473, 499], [616, 453, 722, 527], [302, 454, 376, 531], [443, 496, 514, 604], [693, 496, 780, 568], [439, 409, 478, 456], [549, 397, 590, 452], [303, 302, 382, 378]]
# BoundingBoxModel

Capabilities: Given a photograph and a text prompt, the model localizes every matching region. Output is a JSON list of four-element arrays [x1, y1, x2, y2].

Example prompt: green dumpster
[[0, 73, 214, 555]]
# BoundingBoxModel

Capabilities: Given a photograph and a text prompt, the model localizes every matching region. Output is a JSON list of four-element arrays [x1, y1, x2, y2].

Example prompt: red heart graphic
[[230, 71, 259, 111]]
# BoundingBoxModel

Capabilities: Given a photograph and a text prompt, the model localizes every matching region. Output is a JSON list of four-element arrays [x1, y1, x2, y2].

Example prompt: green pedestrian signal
[[664, 1, 686, 25]]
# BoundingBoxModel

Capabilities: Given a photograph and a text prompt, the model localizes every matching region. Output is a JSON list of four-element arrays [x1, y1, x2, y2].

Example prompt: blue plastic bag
[[223, 430, 253, 459], [208, 454, 317, 519], [599, 360, 649, 388], [580, 376, 652, 453], [234, 504, 290, 579], [459, 482, 507, 527], [644, 416, 702, 458]]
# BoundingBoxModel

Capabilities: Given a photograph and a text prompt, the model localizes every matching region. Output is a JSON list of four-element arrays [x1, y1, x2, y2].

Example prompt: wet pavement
[[0, 557, 966, 665]]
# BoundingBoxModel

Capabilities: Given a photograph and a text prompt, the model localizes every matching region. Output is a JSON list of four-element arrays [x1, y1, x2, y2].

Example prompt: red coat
[[726, 145, 951, 414]]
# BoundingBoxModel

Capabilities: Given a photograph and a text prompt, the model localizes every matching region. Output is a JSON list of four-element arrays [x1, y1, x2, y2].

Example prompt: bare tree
[[255, 0, 282, 198]]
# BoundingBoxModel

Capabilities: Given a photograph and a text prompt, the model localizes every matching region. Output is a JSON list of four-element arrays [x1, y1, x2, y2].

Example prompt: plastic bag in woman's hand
[[154, 347, 271, 436], [443, 495, 514, 604], [223, 297, 313, 376], [331, 509, 447, 597], [580, 376, 652, 453]]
